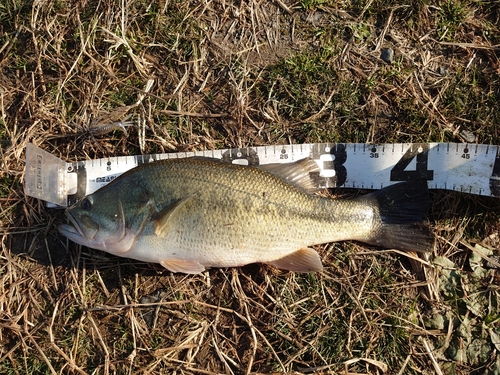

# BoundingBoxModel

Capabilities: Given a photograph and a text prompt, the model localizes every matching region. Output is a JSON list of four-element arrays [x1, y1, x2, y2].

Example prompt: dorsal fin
[[258, 158, 322, 194]]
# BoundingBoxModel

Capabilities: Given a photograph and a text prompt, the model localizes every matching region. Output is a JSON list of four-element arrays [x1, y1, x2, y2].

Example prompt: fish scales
[[122, 158, 371, 261], [59, 157, 433, 273]]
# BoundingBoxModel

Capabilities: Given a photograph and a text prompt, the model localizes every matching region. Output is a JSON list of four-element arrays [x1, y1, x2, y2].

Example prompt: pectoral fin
[[160, 259, 206, 274], [154, 197, 193, 237], [265, 248, 323, 272]]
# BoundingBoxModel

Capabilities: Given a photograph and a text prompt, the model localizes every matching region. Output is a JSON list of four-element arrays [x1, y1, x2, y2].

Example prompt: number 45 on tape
[[24, 143, 500, 207]]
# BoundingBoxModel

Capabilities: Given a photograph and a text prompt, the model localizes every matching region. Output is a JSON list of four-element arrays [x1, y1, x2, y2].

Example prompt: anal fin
[[265, 248, 323, 272], [160, 259, 206, 274]]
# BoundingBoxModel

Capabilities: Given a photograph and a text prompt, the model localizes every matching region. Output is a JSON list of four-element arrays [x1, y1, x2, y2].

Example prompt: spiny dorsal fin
[[259, 158, 322, 194]]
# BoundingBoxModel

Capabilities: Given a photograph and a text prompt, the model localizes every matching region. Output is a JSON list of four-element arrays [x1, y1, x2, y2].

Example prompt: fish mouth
[[58, 208, 137, 255], [58, 222, 81, 237], [58, 211, 98, 243]]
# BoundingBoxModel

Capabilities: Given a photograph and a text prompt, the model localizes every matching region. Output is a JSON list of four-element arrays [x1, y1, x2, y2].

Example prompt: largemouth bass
[[58, 157, 433, 273]]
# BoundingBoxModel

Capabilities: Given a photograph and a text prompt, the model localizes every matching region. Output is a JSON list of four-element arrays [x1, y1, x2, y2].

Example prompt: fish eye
[[80, 198, 92, 210]]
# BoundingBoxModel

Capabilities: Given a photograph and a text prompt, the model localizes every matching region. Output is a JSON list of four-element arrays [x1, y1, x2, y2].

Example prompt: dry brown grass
[[1, 0, 500, 374]]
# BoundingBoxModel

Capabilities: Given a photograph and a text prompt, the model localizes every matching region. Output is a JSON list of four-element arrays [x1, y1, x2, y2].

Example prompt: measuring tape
[[24, 142, 500, 207]]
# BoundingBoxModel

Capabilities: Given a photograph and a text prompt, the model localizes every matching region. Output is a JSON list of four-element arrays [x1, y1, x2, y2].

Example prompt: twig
[[274, 0, 292, 14], [374, 8, 394, 52], [438, 41, 500, 50], [423, 339, 444, 375], [160, 109, 228, 118]]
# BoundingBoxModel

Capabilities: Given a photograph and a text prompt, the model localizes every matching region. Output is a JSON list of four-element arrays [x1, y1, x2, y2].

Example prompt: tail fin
[[359, 181, 434, 252]]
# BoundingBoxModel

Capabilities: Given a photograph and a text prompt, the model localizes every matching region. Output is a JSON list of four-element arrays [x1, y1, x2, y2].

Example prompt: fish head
[[58, 179, 154, 255]]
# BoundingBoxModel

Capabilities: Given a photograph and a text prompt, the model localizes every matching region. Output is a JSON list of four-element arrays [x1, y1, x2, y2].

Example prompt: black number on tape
[[67, 162, 87, 206], [489, 151, 500, 197], [390, 144, 434, 181], [310, 143, 347, 187], [221, 148, 260, 166], [333, 144, 347, 186]]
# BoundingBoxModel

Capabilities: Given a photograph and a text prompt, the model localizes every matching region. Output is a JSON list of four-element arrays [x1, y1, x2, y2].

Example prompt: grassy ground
[[1, 0, 500, 373]]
